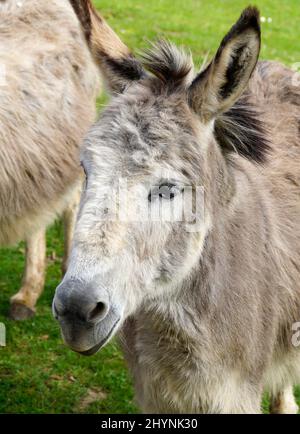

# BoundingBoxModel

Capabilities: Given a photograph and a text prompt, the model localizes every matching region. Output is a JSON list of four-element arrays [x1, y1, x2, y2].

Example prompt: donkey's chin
[[59, 307, 122, 356], [77, 318, 121, 356]]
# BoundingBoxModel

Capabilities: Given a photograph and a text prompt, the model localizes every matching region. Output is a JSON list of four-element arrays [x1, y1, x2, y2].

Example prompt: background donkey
[[54, 2, 300, 413], [0, 0, 101, 319]]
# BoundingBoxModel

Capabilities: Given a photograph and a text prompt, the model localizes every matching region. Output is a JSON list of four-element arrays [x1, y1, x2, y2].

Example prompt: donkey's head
[[54, 3, 267, 355]]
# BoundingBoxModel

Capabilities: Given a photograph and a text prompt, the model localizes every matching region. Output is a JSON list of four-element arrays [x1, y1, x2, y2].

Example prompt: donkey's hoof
[[9, 303, 35, 321]]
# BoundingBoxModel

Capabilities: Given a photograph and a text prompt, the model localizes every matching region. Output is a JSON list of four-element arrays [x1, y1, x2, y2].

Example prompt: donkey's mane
[[141, 40, 193, 88], [215, 96, 271, 163], [141, 41, 270, 163]]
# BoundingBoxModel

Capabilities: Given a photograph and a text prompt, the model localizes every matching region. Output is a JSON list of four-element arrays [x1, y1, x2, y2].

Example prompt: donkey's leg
[[61, 193, 80, 275], [269, 385, 299, 414], [9, 228, 46, 320]]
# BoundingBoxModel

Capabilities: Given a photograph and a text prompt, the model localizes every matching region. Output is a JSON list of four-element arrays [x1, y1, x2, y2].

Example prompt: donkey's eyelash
[[148, 182, 183, 202]]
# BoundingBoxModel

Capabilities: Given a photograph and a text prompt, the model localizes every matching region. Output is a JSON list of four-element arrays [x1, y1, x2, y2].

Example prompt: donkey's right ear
[[188, 7, 261, 121], [70, 0, 145, 93]]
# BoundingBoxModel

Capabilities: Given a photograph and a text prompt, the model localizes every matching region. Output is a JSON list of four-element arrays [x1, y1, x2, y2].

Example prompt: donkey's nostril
[[53, 279, 110, 325], [87, 301, 109, 323]]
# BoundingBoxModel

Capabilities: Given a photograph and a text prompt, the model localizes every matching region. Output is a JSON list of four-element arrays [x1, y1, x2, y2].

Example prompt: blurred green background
[[0, 0, 299, 413]]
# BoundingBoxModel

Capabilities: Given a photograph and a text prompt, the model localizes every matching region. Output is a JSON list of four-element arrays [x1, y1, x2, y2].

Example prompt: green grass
[[94, 0, 300, 65], [0, 0, 300, 414]]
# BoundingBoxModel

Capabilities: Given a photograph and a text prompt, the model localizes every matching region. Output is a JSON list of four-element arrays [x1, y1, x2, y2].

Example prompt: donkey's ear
[[70, 0, 145, 93], [188, 7, 260, 121]]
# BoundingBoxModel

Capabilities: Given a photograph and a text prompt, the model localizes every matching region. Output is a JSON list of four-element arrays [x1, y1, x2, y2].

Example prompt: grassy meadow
[[0, 0, 299, 413]]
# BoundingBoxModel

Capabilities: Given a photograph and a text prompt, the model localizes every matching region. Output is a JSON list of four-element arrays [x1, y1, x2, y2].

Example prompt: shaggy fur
[[0, 0, 99, 314], [55, 4, 300, 413]]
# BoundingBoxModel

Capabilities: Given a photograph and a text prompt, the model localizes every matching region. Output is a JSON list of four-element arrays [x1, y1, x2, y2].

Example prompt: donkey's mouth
[[77, 317, 120, 356]]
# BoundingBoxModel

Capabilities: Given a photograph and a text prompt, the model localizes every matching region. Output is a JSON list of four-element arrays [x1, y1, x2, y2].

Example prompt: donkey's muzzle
[[52, 278, 120, 355]]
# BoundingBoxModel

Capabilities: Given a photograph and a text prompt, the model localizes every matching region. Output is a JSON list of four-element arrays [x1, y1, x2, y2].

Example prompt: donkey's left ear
[[188, 7, 260, 121], [70, 0, 145, 94]]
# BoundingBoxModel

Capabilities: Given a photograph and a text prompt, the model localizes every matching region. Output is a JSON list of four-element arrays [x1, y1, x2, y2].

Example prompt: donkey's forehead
[[83, 85, 199, 172]]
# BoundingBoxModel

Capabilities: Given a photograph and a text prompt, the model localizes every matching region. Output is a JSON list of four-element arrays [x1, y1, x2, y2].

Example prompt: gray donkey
[[0, 0, 100, 319], [54, 2, 300, 414]]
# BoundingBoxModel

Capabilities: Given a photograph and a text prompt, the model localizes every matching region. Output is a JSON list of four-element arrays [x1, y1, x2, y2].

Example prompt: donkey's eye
[[148, 182, 182, 202]]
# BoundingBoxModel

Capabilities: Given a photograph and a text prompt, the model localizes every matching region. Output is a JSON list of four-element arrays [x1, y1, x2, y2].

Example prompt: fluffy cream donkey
[[0, 0, 100, 319]]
